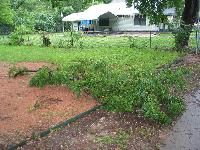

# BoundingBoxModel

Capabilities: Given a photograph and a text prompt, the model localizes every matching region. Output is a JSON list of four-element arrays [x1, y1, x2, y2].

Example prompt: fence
[[0, 30, 199, 52]]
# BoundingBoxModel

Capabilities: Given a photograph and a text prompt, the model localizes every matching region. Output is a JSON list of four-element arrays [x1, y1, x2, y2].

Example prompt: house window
[[99, 18, 109, 26], [134, 15, 146, 26]]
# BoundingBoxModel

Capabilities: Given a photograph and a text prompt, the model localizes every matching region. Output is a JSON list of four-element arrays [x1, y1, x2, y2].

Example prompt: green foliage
[[30, 58, 187, 124], [7, 0, 111, 33], [67, 31, 82, 48], [0, 43, 180, 66], [128, 36, 149, 49], [42, 33, 51, 47], [96, 129, 130, 149], [34, 12, 56, 32], [0, 32, 196, 49], [167, 97, 185, 118], [9, 33, 24, 45], [29, 67, 52, 87], [51, 32, 82, 48], [137, 126, 155, 139], [0, 0, 14, 25], [8, 66, 28, 78], [53, 37, 67, 48], [8, 25, 32, 45], [142, 99, 172, 124], [127, 0, 184, 25], [173, 24, 193, 50]]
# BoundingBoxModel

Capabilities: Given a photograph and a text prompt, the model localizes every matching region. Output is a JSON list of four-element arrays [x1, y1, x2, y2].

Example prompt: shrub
[[173, 24, 193, 50], [8, 25, 32, 46], [8, 66, 28, 78], [53, 37, 66, 48], [29, 67, 52, 87], [9, 32, 24, 45], [29, 58, 187, 124], [42, 33, 51, 47], [67, 31, 81, 48]]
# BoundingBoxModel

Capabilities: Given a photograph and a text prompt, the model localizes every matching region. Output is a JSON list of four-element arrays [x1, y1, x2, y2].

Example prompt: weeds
[[42, 33, 51, 47], [8, 66, 28, 78], [1, 31, 196, 49], [96, 129, 130, 150], [136, 126, 155, 140], [28, 100, 42, 112]]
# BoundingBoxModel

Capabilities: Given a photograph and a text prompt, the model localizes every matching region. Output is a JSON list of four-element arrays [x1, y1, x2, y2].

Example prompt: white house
[[62, 0, 175, 32]]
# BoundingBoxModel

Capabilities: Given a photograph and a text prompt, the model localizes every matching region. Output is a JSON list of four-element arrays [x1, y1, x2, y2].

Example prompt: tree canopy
[[126, 0, 199, 48], [0, 0, 112, 33], [126, 0, 184, 24], [0, 0, 14, 25]]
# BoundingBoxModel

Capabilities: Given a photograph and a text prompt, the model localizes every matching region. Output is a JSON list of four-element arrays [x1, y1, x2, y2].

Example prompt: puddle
[[160, 89, 200, 150]]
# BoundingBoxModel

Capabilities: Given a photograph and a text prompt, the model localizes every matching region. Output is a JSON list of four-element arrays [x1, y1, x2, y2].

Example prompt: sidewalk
[[161, 89, 200, 150]]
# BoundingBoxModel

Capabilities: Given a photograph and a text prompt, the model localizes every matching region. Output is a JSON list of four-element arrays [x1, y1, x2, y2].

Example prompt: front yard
[[0, 34, 199, 149]]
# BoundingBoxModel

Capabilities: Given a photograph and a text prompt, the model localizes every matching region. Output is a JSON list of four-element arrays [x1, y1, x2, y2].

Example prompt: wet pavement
[[161, 89, 200, 150]]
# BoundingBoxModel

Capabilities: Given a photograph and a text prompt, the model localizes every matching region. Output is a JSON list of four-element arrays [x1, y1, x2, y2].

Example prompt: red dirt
[[0, 62, 99, 147], [16, 62, 57, 71]]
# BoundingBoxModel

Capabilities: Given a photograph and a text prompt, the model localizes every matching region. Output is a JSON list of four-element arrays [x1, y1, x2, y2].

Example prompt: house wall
[[72, 15, 160, 32], [96, 12, 117, 31], [72, 22, 79, 31], [110, 15, 159, 31]]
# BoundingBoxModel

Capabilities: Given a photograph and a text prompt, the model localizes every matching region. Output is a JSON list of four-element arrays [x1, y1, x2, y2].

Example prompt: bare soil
[[20, 110, 163, 150], [0, 62, 98, 148], [173, 54, 200, 92]]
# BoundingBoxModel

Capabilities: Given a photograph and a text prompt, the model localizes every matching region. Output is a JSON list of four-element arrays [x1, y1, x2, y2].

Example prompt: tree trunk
[[176, 0, 199, 49], [182, 0, 199, 25]]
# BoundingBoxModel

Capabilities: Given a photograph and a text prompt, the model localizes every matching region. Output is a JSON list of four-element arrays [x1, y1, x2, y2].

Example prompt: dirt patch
[[0, 62, 99, 148], [174, 54, 200, 92], [15, 62, 57, 71], [172, 54, 200, 67], [20, 110, 163, 150]]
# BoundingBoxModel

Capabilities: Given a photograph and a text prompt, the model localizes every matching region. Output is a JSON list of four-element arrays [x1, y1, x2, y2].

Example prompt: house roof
[[62, 12, 85, 22], [62, 2, 138, 22], [62, 2, 176, 22]]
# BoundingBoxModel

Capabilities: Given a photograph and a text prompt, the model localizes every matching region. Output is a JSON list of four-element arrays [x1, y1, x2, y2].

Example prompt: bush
[[173, 24, 193, 50], [66, 31, 81, 48], [8, 25, 32, 46], [42, 33, 51, 47], [51, 32, 82, 49], [29, 67, 52, 87], [9, 33, 24, 45], [29, 58, 187, 124]]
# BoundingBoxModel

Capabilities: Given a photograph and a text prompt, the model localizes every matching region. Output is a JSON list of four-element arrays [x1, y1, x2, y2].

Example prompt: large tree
[[0, 0, 14, 25], [127, 0, 199, 49], [179, 0, 199, 48], [43, 0, 111, 9]]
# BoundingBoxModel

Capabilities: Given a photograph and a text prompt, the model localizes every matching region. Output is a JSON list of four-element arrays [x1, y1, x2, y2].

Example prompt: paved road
[[161, 89, 200, 150]]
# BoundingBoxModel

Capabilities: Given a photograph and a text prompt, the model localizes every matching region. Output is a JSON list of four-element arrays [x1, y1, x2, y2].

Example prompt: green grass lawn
[[0, 45, 180, 71]]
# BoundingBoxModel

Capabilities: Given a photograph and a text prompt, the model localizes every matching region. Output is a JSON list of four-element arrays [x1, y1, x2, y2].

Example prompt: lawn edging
[[8, 105, 102, 150]]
